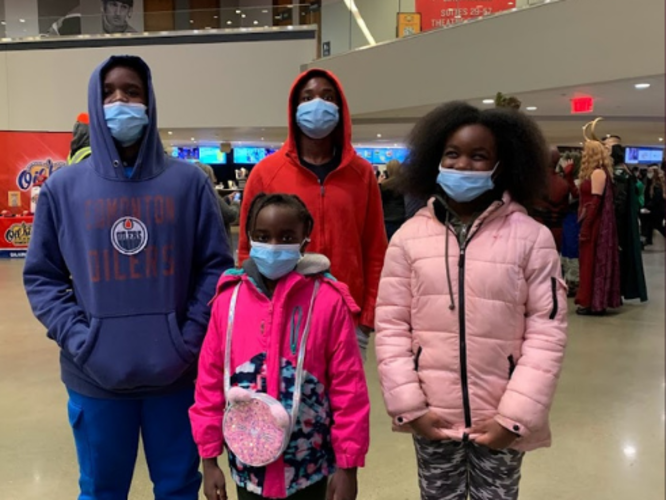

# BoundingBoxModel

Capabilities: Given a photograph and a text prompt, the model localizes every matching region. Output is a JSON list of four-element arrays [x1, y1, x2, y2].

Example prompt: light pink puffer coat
[[375, 193, 567, 451]]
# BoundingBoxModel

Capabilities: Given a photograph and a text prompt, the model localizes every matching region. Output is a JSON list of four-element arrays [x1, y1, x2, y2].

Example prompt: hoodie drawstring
[[445, 211, 456, 311]]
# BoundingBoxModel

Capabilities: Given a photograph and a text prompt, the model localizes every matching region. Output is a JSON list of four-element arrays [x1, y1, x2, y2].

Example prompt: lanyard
[[223, 280, 321, 427]]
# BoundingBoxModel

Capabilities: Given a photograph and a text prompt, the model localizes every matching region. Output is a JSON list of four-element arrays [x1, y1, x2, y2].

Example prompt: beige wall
[[310, 0, 665, 116], [1, 36, 316, 132]]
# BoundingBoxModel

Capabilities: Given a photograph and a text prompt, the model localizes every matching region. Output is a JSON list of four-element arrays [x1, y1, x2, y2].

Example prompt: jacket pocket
[[80, 312, 194, 391], [508, 354, 516, 379], [549, 277, 559, 320], [414, 346, 423, 371]]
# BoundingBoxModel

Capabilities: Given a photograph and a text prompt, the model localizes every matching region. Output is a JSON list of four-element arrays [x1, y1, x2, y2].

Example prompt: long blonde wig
[[579, 141, 613, 181]]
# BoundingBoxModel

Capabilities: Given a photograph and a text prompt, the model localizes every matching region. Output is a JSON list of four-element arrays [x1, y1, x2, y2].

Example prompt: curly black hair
[[401, 101, 549, 208], [245, 193, 314, 237]]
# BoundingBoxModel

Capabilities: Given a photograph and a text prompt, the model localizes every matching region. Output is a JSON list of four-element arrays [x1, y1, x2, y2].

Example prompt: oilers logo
[[110, 217, 148, 256]]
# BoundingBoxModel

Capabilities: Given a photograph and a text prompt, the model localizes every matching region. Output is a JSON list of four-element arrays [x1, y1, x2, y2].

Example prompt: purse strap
[[224, 280, 321, 429]]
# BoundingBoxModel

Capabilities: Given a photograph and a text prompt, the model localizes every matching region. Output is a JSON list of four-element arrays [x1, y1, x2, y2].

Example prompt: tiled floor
[[1, 242, 664, 500]]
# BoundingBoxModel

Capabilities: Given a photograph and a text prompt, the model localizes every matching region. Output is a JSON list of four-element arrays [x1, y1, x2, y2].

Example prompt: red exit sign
[[571, 96, 594, 114]]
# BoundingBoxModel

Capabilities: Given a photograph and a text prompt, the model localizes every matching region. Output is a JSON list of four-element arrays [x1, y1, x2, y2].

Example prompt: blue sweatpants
[[67, 387, 201, 500]]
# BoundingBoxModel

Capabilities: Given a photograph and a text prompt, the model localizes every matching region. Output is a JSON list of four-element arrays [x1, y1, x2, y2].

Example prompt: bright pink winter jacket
[[190, 255, 370, 499], [375, 193, 568, 452]]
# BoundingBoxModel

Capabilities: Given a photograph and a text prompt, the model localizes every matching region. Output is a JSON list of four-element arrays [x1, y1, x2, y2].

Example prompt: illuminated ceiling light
[[261, 137, 265, 141], [191, 137, 195, 141], [241, 14, 247, 18], [377, 133, 382, 138], [213, 15, 218, 19], [168, 131, 173, 135], [635, 83, 651, 89], [253, 20, 259, 25], [623, 445, 637, 458], [189, 20, 194, 24], [227, 20, 232, 25], [235, 10, 242, 14], [526, 106, 537, 111], [262, 9, 269, 14], [482, 99, 494, 105], [659, 138, 664, 142], [19, 19, 25, 23], [342, 0, 376, 46]]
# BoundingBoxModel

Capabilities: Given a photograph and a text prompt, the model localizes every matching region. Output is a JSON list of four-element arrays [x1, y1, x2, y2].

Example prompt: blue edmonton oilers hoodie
[[23, 55, 233, 398]]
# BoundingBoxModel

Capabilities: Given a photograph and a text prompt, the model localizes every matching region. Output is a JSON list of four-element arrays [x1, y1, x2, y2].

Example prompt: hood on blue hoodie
[[88, 55, 166, 182]]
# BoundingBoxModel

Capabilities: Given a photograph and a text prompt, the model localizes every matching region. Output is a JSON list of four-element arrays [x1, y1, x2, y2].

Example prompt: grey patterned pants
[[413, 437, 524, 500]]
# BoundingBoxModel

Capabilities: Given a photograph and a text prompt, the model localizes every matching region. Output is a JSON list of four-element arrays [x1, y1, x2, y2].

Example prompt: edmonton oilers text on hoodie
[[23, 56, 233, 398]]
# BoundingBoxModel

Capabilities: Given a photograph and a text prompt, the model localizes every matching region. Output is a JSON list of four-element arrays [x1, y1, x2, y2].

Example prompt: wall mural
[[36, 0, 144, 36]]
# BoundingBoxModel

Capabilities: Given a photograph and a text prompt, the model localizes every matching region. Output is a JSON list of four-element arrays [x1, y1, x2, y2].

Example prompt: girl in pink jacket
[[190, 194, 369, 500], [375, 102, 568, 500]]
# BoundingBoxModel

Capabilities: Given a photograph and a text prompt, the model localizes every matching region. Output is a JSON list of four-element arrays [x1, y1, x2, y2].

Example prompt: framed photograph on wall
[[397, 13, 421, 38]]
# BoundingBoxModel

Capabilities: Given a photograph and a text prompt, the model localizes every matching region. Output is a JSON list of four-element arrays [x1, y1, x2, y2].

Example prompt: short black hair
[[101, 57, 148, 88], [291, 70, 341, 111], [401, 101, 549, 208], [246, 193, 314, 237]]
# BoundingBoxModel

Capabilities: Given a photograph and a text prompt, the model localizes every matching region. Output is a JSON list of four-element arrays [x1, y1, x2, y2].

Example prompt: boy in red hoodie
[[238, 69, 387, 357]]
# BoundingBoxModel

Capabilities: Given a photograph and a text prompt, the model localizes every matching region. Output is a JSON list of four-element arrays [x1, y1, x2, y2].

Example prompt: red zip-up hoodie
[[238, 69, 388, 329]]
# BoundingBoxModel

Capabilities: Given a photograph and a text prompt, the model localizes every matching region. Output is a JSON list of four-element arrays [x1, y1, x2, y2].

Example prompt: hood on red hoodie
[[284, 68, 357, 170]]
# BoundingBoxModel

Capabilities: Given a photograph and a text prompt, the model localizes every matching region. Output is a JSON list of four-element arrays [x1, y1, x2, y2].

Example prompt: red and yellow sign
[[415, 0, 515, 30], [0, 216, 33, 257], [0, 131, 71, 213]]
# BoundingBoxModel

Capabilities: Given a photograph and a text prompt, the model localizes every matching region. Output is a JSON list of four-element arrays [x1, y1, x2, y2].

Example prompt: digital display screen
[[356, 147, 408, 164], [625, 147, 664, 164], [233, 147, 277, 164], [199, 146, 227, 164], [171, 147, 199, 161]]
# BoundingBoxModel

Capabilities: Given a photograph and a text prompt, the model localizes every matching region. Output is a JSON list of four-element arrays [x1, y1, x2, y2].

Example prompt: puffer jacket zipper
[[452, 203, 501, 430], [457, 224, 473, 429]]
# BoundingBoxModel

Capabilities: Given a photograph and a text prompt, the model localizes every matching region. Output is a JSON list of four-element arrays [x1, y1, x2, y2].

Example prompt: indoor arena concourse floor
[[1, 241, 664, 500]]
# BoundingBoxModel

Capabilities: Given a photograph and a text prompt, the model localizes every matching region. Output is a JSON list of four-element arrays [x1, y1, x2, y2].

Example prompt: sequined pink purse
[[222, 281, 320, 467]]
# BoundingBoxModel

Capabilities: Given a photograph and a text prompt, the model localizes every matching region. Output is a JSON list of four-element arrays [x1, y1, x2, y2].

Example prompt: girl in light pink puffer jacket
[[376, 102, 568, 500]]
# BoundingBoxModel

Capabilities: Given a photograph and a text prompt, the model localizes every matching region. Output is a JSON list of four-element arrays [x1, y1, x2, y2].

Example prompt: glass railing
[[0, 4, 318, 41], [317, 0, 562, 58]]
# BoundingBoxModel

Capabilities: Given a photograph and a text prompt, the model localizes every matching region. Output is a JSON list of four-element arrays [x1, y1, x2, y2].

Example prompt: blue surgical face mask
[[296, 98, 340, 140], [436, 162, 499, 203], [104, 102, 149, 147], [250, 241, 304, 280]]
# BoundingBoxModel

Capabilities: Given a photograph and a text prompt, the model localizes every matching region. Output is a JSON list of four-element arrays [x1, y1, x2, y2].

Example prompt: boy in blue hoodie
[[23, 55, 233, 499]]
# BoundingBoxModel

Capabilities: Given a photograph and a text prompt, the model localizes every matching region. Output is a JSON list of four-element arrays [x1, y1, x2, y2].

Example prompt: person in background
[[101, 0, 136, 34], [531, 147, 570, 251], [610, 145, 647, 302], [191, 193, 369, 500], [641, 164, 666, 246], [560, 154, 581, 297], [67, 113, 92, 165], [378, 160, 406, 240], [375, 102, 567, 500], [632, 167, 646, 208], [238, 69, 388, 360], [195, 161, 240, 237], [575, 140, 621, 315], [603, 134, 622, 150], [23, 55, 233, 500]]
